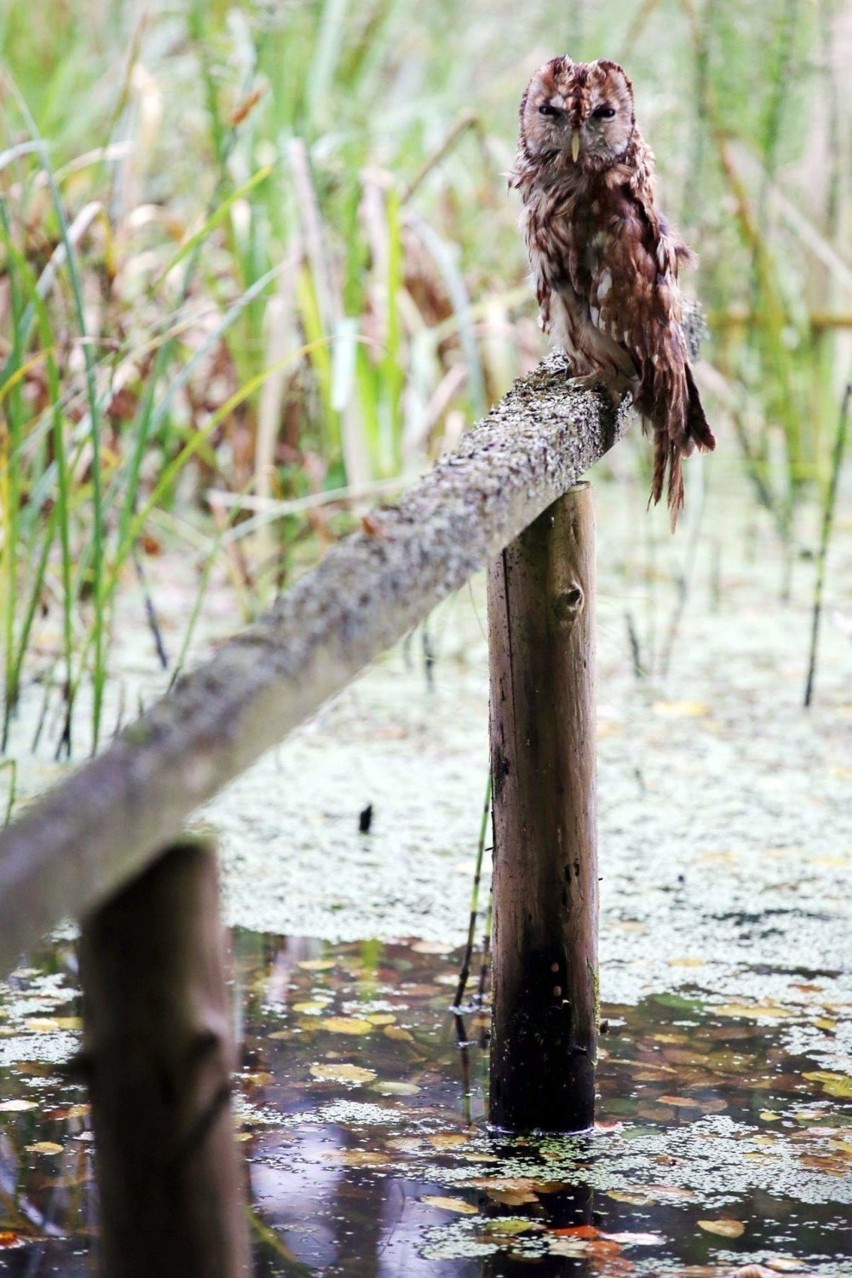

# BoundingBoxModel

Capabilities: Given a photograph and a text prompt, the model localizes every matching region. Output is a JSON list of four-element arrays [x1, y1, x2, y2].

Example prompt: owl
[[511, 56, 716, 525]]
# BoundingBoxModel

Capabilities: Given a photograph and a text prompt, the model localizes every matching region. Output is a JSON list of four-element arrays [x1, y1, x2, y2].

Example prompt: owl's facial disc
[[520, 56, 635, 170]]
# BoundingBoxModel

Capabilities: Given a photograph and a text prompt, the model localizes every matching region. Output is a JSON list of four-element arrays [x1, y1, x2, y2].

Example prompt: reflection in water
[[0, 930, 849, 1276]]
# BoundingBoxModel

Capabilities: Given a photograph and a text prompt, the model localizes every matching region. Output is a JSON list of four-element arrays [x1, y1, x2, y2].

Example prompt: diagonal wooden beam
[[0, 355, 632, 974]]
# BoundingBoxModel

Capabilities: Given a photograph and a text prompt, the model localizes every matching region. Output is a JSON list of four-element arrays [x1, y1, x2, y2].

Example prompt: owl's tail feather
[[684, 363, 716, 454], [647, 362, 716, 530], [650, 434, 685, 531]]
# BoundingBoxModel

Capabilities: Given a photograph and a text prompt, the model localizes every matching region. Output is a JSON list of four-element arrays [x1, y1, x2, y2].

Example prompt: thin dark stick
[[804, 383, 850, 708], [133, 548, 169, 671], [452, 773, 492, 1011]]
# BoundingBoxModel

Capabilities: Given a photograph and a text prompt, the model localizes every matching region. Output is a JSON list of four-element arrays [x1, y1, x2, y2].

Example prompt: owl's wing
[[581, 192, 686, 371], [581, 187, 714, 511]]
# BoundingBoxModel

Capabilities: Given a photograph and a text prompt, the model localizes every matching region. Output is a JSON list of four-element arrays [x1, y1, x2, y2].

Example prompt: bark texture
[[78, 837, 250, 1278], [488, 484, 598, 1132]]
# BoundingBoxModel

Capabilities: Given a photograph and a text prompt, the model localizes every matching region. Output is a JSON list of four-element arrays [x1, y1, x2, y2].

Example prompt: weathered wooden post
[[488, 482, 598, 1131], [78, 836, 251, 1278]]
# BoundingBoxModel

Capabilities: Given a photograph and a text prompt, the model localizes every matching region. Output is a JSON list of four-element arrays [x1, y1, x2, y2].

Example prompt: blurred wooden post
[[488, 483, 598, 1132], [78, 836, 250, 1278]]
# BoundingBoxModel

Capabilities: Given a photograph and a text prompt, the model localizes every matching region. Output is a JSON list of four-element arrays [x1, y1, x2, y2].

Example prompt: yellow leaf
[[297, 958, 335, 971], [384, 1025, 414, 1043], [714, 1002, 792, 1021], [760, 1110, 781, 1122], [372, 1081, 420, 1096], [24, 1017, 81, 1033], [420, 1195, 477, 1215], [606, 1190, 654, 1205], [803, 1071, 852, 1099], [652, 700, 708, 718], [323, 1149, 387, 1167], [25, 1141, 64, 1155], [0, 1099, 37, 1112], [485, 1218, 543, 1236], [310, 1063, 376, 1085], [320, 1017, 374, 1036], [698, 1218, 746, 1238], [293, 1000, 330, 1015], [428, 1132, 470, 1149], [366, 1014, 396, 1026]]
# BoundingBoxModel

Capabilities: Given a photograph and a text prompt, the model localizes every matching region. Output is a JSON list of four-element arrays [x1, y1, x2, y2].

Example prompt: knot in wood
[[553, 584, 584, 623]]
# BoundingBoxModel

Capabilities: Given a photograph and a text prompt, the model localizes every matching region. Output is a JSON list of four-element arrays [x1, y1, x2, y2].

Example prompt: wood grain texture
[[78, 837, 250, 1278], [488, 484, 598, 1132]]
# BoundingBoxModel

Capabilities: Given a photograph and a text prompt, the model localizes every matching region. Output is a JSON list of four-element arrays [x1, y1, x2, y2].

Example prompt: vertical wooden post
[[488, 483, 598, 1132], [78, 836, 251, 1278]]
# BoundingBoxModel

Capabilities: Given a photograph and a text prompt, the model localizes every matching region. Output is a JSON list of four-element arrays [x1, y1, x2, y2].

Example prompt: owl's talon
[[566, 373, 605, 392]]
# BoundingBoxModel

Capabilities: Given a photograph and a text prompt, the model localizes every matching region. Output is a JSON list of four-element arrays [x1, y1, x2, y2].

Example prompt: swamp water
[[0, 473, 850, 1274], [0, 932, 849, 1275]]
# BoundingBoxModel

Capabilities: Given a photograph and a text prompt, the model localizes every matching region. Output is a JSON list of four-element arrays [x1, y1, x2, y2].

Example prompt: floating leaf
[[366, 1014, 396, 1026], [606, 1189, 655, 1206], [420, 1195, 477, 1215], [384, 1026, 414, 1043], [551, 1225, 600, 1239], [764, 1259, 811, 1273], [323, 1149, 387, 1166], [25, 1141, 63, 1155], [472, 1176, 562, 1203], [24, 1016, 82, 1032], [309, 1063, 376, 1085], [481, 1187, 539, 1207], [371, 1081, 420, 1096], [803, 1070, 852, 1099], [293, 1000, 330, 1015], [0, 1099, 37, 1112], [427, 1132, 470, 1149], [297, 959, 335, 971], [485, 1217, 544, 1237], [657, 1095, 727, 1114], [698, 1218, 746, 1238], [0, 1234, 26, 1250], [320, 1017, 374, 1036], [549, 1237, 588, 1257], [714, 1002, 792, 1022], [603, 1231, 666, 1246]]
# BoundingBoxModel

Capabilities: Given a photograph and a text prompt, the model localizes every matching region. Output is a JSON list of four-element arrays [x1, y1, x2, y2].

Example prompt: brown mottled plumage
[[511, 55, 716, 525]]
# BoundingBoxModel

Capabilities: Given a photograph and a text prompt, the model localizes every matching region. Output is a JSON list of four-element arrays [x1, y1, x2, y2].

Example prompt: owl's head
[[519, 56, 636, 172]]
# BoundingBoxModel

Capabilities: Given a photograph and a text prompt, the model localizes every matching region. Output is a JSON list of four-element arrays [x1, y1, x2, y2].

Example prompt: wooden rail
[[0, 349, 644, 1274], [0, 352, 629, 974]]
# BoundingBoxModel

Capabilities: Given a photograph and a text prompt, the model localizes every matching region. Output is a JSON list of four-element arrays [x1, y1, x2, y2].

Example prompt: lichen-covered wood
[[488, 484, 598, 1132], [0, 356, 631, 973]]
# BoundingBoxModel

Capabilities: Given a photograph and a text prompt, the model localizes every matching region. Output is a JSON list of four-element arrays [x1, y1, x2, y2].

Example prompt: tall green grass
[[0, 0, 847, 752]]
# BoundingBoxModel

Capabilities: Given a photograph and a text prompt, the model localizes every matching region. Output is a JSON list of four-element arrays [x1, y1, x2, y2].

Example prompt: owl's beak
[[571, 131, 581, 163]]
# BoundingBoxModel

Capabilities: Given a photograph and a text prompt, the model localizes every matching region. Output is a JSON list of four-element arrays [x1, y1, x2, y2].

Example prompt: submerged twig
[[804, 383, 850, 708]]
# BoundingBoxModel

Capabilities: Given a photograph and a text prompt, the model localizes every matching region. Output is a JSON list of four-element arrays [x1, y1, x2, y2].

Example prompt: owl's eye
[[538, 103, 562, 118], [592, 105, 616, 120]]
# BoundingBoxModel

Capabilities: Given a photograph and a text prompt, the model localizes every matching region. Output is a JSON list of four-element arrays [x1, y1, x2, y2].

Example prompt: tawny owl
[[511, 56, 716, 525]]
